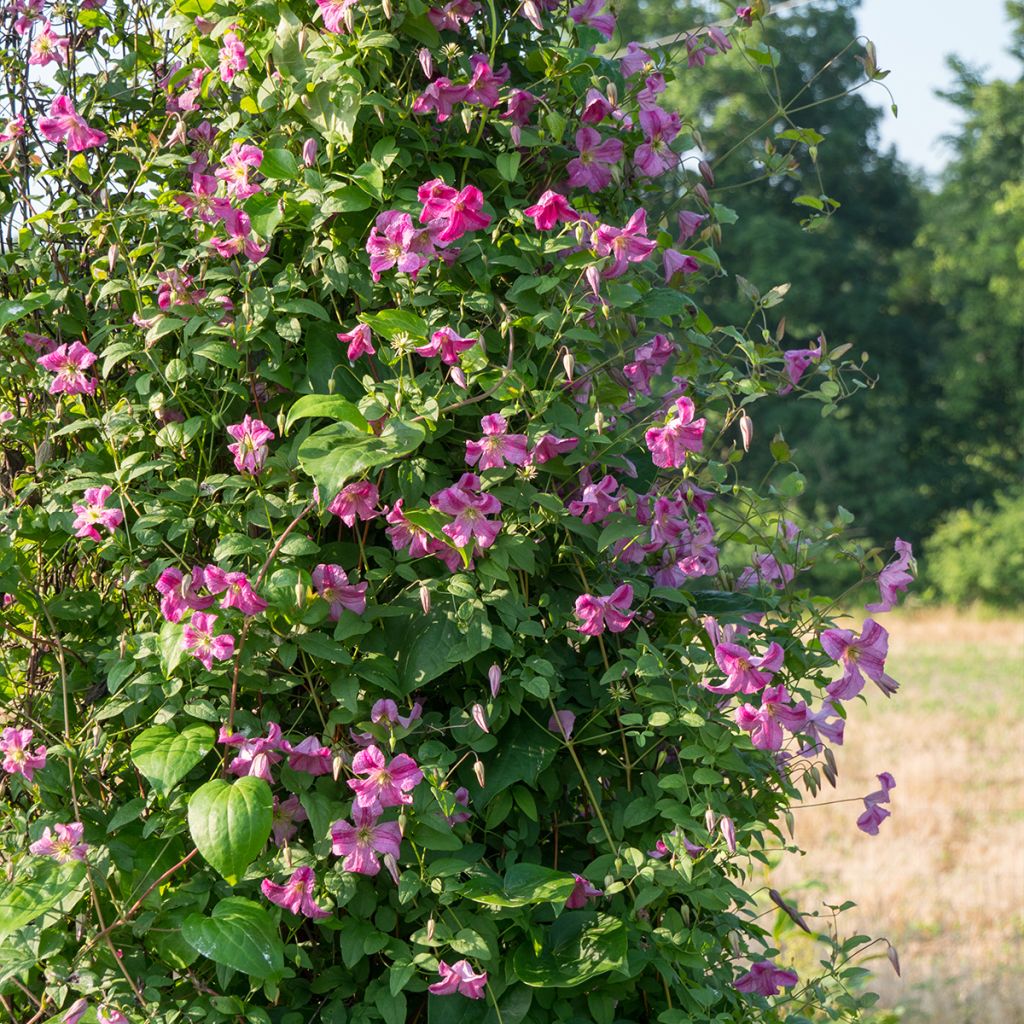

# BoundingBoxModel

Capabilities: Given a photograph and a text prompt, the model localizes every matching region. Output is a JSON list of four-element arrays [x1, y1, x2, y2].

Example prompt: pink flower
[[348, 744, 423, 809], [220, 722, 283, 781], [418, 178, 491, 245], [677, 209, 708, 241], [328, 481, 380, 526], [412, 77, 471, 122], [0, 727, 47, 781], [548, 709, 576, 739], [272, 794, 307, 845], [594, 208, 658, 278], [37, 341, 98, 395], [415, 326, 478, 365], [465, 54, 510, 107], [779, 338, 823, 393], [317, 0, 359, 33], [366, 210, 437, 282], [529, 433, 579, 464], [11, 0, 43, 35], [645, 396, 706, 468], [312, 563, 367, 619], [28, 21, 69, 66], [208, 207, 270, 262], [620, 41, 653, 78], [218, 30, 247, 83], [734, 960, 799, 996], [574, 584, 634, 636], [820, 619, 898, 700], [97, 1007, 129, 1024], [429, 960, 488, 999], [565, 873, 603, 909], [38, 95, 107, 151], [737, 5, 754, 24], [706, 641, 785, 695], [284, 736, 333, 775], [215, 142, 263, 200], [337, 323, 376, 361], [62, 998, 89, 1024], [663, 248, 699, 280], [427, 0, 480, 31], [799, 700, 845, 753], [634, 106, 681, 177], [205, 566, 268, 616], [737, 553, 794, 590], [465, 414, 528, 470], [431, 475, 503, 550], [624, 333, 675, 396], [72, 486, 123, 543], [566, 127, 623, 193], [156, 268, 206, 310], [261, 866, 330, 919], [446, 786, 472, 825], [182, 612, 235, 671], [866, 538, 914, 613], [735, 685, 808, 751], [175, 173, 231, 224], [371, 699, 423, 730], [29, 822, 88, 863], [568, 0, 615, 39], [331, 803, 403, 875], [568, 473, 620, 524], [857, 773, 895, 835], [226, 415, 274, 475], [385, 498, 440, 558], [505, 88, 538, 126], [488, 664, 502, 697], [0, 115, 25, 142], [523, 190, 577, 231]]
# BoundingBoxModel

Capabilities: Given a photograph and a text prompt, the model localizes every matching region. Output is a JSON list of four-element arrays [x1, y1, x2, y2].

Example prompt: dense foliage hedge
[[0, 0, 912, 1021]]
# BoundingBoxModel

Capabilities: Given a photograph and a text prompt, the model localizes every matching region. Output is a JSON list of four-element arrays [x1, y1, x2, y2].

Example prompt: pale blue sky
[[857, 0, 1019, 173]]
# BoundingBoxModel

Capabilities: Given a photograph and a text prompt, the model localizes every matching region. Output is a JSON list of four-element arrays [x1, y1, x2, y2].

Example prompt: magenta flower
[[706, 641, 785, 695], [38, 95, 107, 151], [218, 30, 247, 82], [799, 700, 845, 753], [430, 960, 488, 999], [505, 88, 539, 127], [220, 722, 284, 782], [645, 396, 706, 468], [412, 77, 471, 122], [175, 173, 231, 224], [226, 415, 274, 475], [737, 553, 794, 590], [331, 803, 403, 875], [594, 208, 658, 278], [678, 209, 708, 242], [366, 210, 437, 282], [427, 0, 480, 31], [62, 998, 89, 1024], [0, 115, 25, 142], [156, 268, 206, 310], [568, 0, 616, 39], [857, 772, 896, 835], [216, 142, 263, 200], [548, 709, 576, 739], [565, 873, 603, 909], [446, 786, 472, 825], [529, 433, 579, 464], [371, 699, 423, 730], [567, 473, 620, 524], [72, 486, 123, 543], [29, 822, 88, 863], [281, 736, 332, 776], [96, 1007, 129, 1024], [209, 207, 270, 262], [624, 333, 675, 396], [261, 866, 330, 919], [663, 248, 700, 281], [205, 566, 268, 616], [12, 0, 43, 35], [634, 106, 681, 177], [566, 127, 623, 192], [620, 41, 653, 78], [581, 87, 613, 125], [465, 414, 529, 471], [28, 21, 69, 66], [182, 612, 235, 671], [415, 326, 478, 365], [465, 54, 510, 107], [272, 794, 308, 845], [820, 619, 898, 700], [37, 341, 98, 396], [431, 476, 503, 550], [574, 584, 634, 636], [348, 744, 423, 809], [328, 481, 381, 526], [866, 538, 914, 613], [779, 338, 823, 393], [735, 685, 808, 751], [337, 323, 376, 361], [312, 563, 367, 619], [0, 727, 47, 781], [419, 178, 491, 245], [386, 498, 441, 558], [734, 960, 799, 996], [317, 0, 359, 33], [523, 190, 577, 231]]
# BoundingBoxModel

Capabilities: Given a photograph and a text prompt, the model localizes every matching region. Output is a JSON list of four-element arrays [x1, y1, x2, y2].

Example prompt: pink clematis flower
[[284, 736, 333, 775], [72, 486, 123, 543], [218, 30, 247, 83], [96, 1007, 129, 1024], [175, 173, 231, 224], [568, 0, 615, 39], [645, 396, 706, 468], [593, 208, 658, 278], [565, 874, 603, 908], [779, 338, 823, 393], [272, 794, 307, 846], [337, 323, 376, 361], [29, 822, 88, 863], [386, 498, 442, 558], [505, 88, 539, 129], [412, 77, 471, 122], [624, 333, 676, 396], [663, 248, 699, 280], [866, 538, 914, 613], [348, 744, 423, 809], [706, 641, 785, 695], [0, 727, 47, 781], [430, 960, 488, 999], [634, 106, 681, 177], [261, 866, 330, 919], [431, 475, 503, 550], [678, 209, 708, 241], [734, 960, 799, 996], [419, 178, 491, 245], [215, 142, 263, 200], [737, 553, 794, 590], [38, 95, 107, 151], [328, 481, 381, 526], [317, 0, 359, 33], [182, 613, 235, 671], [28, 21, 69, 66], [12, 0, 43, 35], [415, 326, 478, 365], [0, 115, 25, 142], [204, 566, 268, 616], [220, 722, 284, 782], [331, 803, 403, 875], [427, 0, 480, 30], [371, 699, 423, 730], [857, 771, 895, 835], [366, 210, 437, 282], [548, 709, 576, 739], [61, 998, 89, 1024], [446, 786, 472, 825], [820, 619, 898, 700], [568, 473, 620, 524], [620, 41, 654, 78], [226, 415, 274, 475], [799, 700, 845, 753], [465, 54, 510, 107], [37, 341, 98, 396], [566, 127, 623, 193], [464, 414, 528, 470], [735, 685, 809, 751], [312, 563, 367, 619], [575, 584, 634, 636], [523, 190, 577, 231], [208, 207, 270, 262], [529, 433, 579, 464]]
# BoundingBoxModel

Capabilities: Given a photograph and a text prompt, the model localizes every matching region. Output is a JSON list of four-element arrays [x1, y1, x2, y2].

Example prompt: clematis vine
[[734, 960, 799, 996], [348, 744, 423, 808], [182, 613, 235, 671], [645, 396, 706, 468], [226, 415, 274, 475], [866, 538, 914, 613], [0, 727, 47, 781], [261, 866, 330, 918], [429, 960, 488, 999], [312, 563, 367, 618], [820, 619, 899, 700], [72, 486, 123, 543], [38, 96, 107, 151], [331, 803, 403, 875], [29, 822, 88, 863], [37, 341, 98, 395], [574, 584, 635, 635]]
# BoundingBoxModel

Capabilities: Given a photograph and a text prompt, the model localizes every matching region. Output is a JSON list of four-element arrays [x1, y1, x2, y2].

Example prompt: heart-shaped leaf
[[187, 777, 273, 884], [0, 860, 87, 938], [181, 896, 284, 978], [284, 394, 368, 435], [512, 912, 627, 987], [131, 722, 215, 797]]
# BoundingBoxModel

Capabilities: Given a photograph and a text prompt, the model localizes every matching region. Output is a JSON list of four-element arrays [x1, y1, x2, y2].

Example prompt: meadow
[[772, 609, 1024, 1023]]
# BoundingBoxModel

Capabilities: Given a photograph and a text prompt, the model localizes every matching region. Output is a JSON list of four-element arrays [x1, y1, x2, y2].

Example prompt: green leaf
[[131, 722, 215, 797], [261, 148, 299, 179], [0, 296, 47, 331], [182, 897, 285, 978], [361, 308, 429, 341], [298, 418, 426, 498], [244, 193, 284, 238], [512, 912, 627, 987], [284, 394, 368, 435], [0, 860, 87, 938], [496, 152, 521, 182], [459, 864, 575, 907], [187, 777, 273, 884]]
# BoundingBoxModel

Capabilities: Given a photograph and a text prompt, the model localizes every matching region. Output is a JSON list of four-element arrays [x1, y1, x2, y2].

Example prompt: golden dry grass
[[771, 608, 1024, 1024]]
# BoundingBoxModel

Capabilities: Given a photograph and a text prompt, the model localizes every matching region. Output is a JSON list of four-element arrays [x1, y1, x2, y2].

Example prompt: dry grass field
[[770, 608, 1024, 1024]]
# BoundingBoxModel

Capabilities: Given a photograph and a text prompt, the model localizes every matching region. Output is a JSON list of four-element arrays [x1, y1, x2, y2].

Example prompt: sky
[[855, 0, 1019, 173]]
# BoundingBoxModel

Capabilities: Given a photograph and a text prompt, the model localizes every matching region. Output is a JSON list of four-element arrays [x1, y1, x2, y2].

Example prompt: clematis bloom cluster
[[857, 771, 895, 835]]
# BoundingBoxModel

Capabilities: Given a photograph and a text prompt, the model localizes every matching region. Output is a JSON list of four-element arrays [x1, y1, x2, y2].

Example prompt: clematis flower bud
[[887, 942, 901, 976], [740, 412, 753, 451], [302, 138, 317, 167], [562, 351, 575, 381], [450, 366, 467, 389], [699, 160, 715, 185], [720, 816, 736, 852], [473, 758, 485, 787], [419, 584, 431, 616], [488, 664, 501, 698], [419, 47, 433, 79], [705, 807, 717, 832], [381, 0, 391, 18], [471, 703, 489, 733], [426, 917, 436, 942], [332, 754, 345, 781], [383, 852, 400, 883], [694, 183, 710, 206]]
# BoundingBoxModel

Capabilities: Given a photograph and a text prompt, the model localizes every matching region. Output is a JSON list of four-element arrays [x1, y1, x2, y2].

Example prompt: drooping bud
[[694, 183, 710, 207], [419, 584, 431, 616], [383, 852, 400, 884], [510, 125, 522, 147], [332, 754, 345, 781], [107, 244, 119, 275], [768, 888, 812, 932], [584, 264, 602, 297], [418, 47, 434, 79], [381, 0, 392, 17], [488, 664, 501, 698], [450, 366, 467, 389], [704, 807, 717, 832], [522, 0, 543, 31], [740, 412, 753, 452], [886, 942, 901, 977], [471, 703, 489, 733], [301, 138, 317, 167], [426, 917, 436, 942], [473, 758, 486, 788], [719, 816, 736, 853], [699, 159, 715, 185], [562, 351, 575, 381]]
